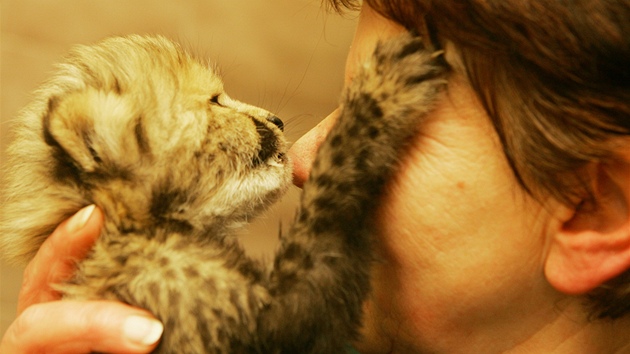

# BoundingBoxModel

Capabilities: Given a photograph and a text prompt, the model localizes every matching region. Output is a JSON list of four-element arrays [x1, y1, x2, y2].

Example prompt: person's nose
[[287, 108, 341, 188]]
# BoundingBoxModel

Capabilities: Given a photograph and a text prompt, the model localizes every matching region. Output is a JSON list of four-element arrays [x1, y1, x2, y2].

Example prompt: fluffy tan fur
[[0, 34, 447, 352], [0, 35, 291, 263]]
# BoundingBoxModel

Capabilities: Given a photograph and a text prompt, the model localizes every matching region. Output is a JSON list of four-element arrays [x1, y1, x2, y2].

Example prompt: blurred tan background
[[0, 0, 358, 337]]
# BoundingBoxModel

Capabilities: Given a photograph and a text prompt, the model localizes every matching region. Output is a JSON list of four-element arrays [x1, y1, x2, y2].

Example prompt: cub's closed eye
[[209, 95, 222, 106]]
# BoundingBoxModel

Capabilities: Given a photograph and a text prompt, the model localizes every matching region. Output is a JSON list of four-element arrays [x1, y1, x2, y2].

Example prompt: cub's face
[[44, 35, 292, 231]]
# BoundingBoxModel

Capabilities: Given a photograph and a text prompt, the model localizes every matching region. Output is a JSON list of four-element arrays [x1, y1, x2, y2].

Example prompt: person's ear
[[545, 151, 630, 294]]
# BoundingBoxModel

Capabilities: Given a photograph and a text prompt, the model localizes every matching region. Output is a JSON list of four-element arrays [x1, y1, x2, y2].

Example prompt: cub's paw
[[310, 33, 448, 204], [330, 33, 448, 168], [353, 33, 449, 123]]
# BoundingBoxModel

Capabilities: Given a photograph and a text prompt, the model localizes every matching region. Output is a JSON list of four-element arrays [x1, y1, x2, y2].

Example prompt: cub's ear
[[43, 88, 138, 174], [44, 91, 100, 173], [545, 150, 630, 294]]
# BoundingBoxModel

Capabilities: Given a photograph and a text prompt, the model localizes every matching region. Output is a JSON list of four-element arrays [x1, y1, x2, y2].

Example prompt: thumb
[[1, 300, 163, 354]]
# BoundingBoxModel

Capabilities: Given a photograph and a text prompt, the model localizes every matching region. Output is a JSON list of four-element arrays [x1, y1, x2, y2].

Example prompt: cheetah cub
[[0, 34, 447, 352]]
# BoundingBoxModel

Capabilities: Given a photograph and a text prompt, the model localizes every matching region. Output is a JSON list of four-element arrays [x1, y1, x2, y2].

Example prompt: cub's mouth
[[253, 117, 287, 167]]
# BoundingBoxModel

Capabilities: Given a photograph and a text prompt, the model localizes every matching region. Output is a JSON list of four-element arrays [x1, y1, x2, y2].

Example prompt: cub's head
[[0, 35, 292, 262]]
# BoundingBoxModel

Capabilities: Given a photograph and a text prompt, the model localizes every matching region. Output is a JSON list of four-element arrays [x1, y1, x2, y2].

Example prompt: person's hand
[[0, 205, 163, 353]]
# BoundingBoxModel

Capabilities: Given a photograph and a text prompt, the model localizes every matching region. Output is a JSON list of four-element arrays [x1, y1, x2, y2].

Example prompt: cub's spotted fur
[[0, 34, 447, 353]]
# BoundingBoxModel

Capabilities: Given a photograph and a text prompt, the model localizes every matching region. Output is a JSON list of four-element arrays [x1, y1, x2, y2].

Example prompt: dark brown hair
[[325, 0, 630, 319]]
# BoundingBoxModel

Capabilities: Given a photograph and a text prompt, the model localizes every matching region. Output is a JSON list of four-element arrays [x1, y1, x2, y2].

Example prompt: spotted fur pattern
[[0, 34, 447, 353]]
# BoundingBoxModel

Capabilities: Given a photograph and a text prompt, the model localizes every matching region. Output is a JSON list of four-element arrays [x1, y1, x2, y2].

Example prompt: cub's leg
[[258, 33, 449, 353]]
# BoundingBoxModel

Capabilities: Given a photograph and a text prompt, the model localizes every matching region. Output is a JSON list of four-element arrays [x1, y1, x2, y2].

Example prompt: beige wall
[[0, 0, 357, 336]]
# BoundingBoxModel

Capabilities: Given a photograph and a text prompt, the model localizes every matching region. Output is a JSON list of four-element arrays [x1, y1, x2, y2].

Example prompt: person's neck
[[504, 299, 630, 354]]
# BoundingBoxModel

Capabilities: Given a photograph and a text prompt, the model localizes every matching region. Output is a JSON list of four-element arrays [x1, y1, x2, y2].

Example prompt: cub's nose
[[267, 115, 284, 131]]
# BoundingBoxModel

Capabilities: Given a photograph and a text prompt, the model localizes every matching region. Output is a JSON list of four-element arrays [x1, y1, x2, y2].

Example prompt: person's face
[[289, 5, 566, 353]]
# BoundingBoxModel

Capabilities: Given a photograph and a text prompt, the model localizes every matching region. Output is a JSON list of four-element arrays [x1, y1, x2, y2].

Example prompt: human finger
[[18, 204, 104, 314], [1, 300, 163, 354]]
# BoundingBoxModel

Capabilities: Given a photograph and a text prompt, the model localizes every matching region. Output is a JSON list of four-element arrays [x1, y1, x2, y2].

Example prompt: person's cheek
[[288, 108, 340, 188]]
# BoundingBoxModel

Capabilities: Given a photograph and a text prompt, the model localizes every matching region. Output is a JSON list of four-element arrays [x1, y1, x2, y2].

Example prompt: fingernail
[[123, 315, 164, 346], [67, 204, 96, 233]]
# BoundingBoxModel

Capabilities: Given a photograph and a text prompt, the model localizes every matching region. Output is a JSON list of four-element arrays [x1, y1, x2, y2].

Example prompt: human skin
[[291, 4, 630, 354], [2, 3, 630, 353]]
